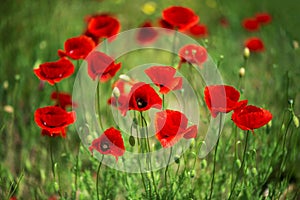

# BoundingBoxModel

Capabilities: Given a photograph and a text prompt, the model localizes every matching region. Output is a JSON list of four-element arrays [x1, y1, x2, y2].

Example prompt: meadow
[[1, 0, 300, 199]]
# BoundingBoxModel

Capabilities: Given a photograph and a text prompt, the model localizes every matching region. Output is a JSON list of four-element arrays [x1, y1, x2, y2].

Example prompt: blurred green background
[[0, 0, 299, 199]]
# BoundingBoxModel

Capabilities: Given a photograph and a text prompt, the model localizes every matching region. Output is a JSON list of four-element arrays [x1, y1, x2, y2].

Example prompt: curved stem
[[96, 155, 104, 200], [228, 130, 250, 199], [209, 114, 223, 200]]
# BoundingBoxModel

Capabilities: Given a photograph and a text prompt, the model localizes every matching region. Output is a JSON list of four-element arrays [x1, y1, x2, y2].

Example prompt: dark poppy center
[[100, 142, 110, 152], [136, 97, 147, 108]]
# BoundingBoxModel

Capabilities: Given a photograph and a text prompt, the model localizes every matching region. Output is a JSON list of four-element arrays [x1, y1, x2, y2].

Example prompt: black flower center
[[100, 142, 110, 152], [136, 98, 147, 108]]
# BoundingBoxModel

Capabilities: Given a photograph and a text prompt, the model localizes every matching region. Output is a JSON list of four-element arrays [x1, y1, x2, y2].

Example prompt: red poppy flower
[[245, 37, 265, 52], [155, 109, 198, 148], [34, 58, 75, 85], [204, 85, 248, 118], [85, 14, 120, 40], [58, 35, 95, 60], [136, 22, 159, 45], [34, 106, 76, 137], [158, 18, 175, 30], [128, 82, 162, 112], [242, 18, 260, 31], [89, 127, 125, 161], [108, 94, 129, 116], [187, 23, 208, 38], [145, 66, 182, 94], [232, 105, 272, 133], [86, 51, 121, 82], [178, 44, 208, 69], [162, 6, 199, 31], [51, 91, 77, 109], [255, 12, 272, 25]]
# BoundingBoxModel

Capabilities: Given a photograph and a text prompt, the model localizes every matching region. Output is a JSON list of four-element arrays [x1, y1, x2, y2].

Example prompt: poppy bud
[[288, 99, 294, 106], [54, 182, 59, 192], [201, 159, 207, 169], [3, 81, 8, 90], [132, 117, 138, 128], [15, 74, 20, 82], [174, 155, 180, 164], [239, 67, 245, 77], [251, 167, 258, 176], [3, 105, 14, 114], [293, 115, 299, 128], [112, 87, 120, 98], [141, 2, 156, 15], [119, 74, 131, 82], [189, 152, 196, 159], [292, 40, 299, 50], [235, 159, 241, 169], [129, 135, 135, 146], [189, 170, 195, 178], [243, 47, 250, 59]]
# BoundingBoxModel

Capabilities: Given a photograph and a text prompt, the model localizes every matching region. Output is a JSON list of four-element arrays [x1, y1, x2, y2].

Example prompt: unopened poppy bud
[[251, 167, 258, 176], [129, 135, 135, 146], [3, 81, 8, 90], [288, 99, 294, 106], [243, 47, 250, 59], [189, 152, 196, 159], [54, 182, 59, 192], [189, 170, 195, 178], [239, 67, 246, 77], [141, 1, 156, 15], [15, 74, 20, 82], [3, 105, 14, 114], [189, 138, 195, 148], [174, 155, 180, 164], [119, 74, 131, 82], [235, 159, 241, 169], [112, 87, 120, 98], [293, 40, 299, 50], [201, 159, 207, 169], [293, 115, 299, 128]]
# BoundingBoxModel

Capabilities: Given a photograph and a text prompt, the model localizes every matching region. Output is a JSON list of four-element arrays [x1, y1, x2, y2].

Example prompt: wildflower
[[58, 35, 95, 60], [89, 127, 125, 161], [187, 23, 208, 38], [231, 105, 272, 133], [145, 66, 182, 94], [162, 6, 199, 31], [242, 18, 260, 31], [245, 37, 265, 52], [86, 51, 121, 82], [255, 12, 272, 25], [50, 91, 76, 109], [34, 58, 74, 85], [178, 44, 207, 69], [204, 85, 248, 118], [34, 106, 76, 137], [155, 109, 197, 148], [136, 22, 158, 45]]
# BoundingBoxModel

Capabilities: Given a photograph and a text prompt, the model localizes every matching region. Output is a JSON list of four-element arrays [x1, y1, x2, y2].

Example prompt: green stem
[[96, 155, 104, 200], [97, 82, 104, 131], [171, 30, 178, 66], [209, 114, 223, 199], [165, 147, 173, 195], [228, 130, 250, 199]]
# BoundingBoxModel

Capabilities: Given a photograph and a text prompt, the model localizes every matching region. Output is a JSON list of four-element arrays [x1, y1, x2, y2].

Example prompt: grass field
[[1, 0, 300, 199]]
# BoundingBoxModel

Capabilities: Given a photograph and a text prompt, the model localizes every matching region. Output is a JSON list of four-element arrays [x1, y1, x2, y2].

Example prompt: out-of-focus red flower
[[136, 22, 159, 45], [85, 14, 120, 41], [244, 37, 265, 52], [187, 23, 208, 38], [34, 58, 75, 85], [51, 91, 77, 109], [204, 85, 247, 118], [145, 66, 182, 94], [89, 127, 125, 161], [162, 6, 199, 31], [158, 18, 174, 30], [242, 18, 260, 31], [10, 196, 17, 200], [255, 12, 272, 25], [108, 94, 129, 116], [178, 44, 208, 69], [48, 195, 58, 200], [86, 51, 121, 82], [58, 35, 95, 60], [34, 106, 76, 137], [128, 82, 162, 112], [219, 17, 229, 27], [155, 109, 197, 148], [232, 105, 272, 133]]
